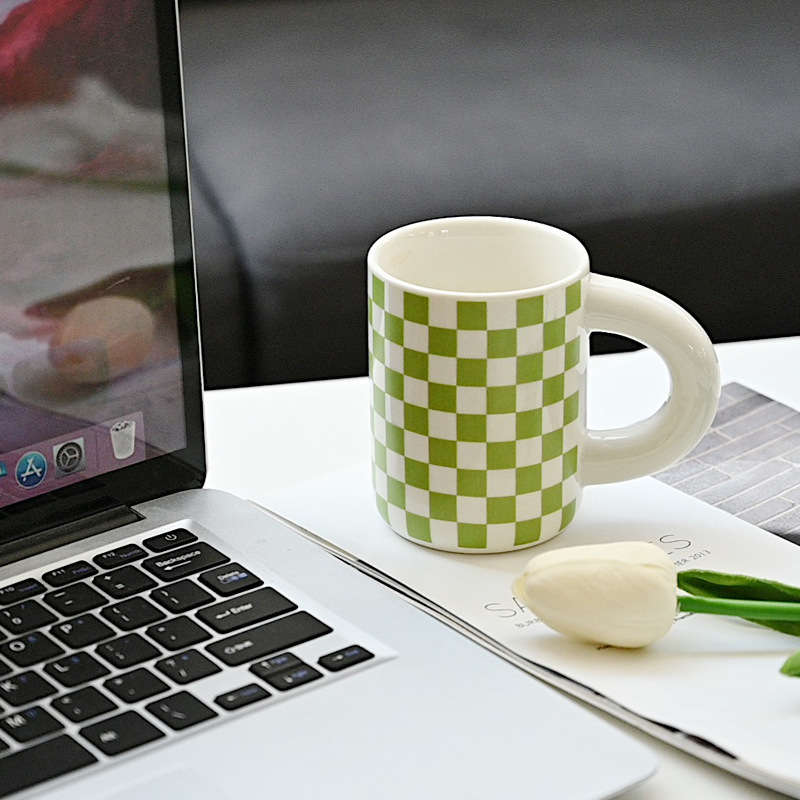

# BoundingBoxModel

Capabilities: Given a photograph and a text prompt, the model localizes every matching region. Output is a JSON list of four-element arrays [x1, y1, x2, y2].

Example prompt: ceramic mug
[[367, 217, 720, 553]]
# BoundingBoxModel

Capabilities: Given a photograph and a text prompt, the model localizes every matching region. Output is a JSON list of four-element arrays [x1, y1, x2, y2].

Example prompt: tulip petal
[[513, 542, 677, 648]]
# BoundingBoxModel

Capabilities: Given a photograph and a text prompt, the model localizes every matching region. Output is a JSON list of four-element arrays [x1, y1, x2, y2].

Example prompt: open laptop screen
[[0, 0, 203, 524]]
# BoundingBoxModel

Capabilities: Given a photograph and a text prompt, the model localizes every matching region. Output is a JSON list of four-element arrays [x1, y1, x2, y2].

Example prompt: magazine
[[259, 384, 800, 797]]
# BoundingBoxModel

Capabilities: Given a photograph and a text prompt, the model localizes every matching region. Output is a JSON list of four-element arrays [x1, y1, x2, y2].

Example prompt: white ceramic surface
[[367, 217, 721, 551]]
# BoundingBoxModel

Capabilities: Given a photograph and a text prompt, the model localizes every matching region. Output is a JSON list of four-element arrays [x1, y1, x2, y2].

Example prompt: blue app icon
[[0, 462, 6, 478], [15, 451, 47, 489]]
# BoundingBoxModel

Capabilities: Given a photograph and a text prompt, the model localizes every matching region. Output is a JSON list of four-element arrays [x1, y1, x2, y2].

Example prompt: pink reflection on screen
[[0, 0, 187, 509]]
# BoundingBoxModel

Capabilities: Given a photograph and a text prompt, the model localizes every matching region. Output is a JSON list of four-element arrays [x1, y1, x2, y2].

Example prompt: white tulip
[[512, 541, 678, 648]]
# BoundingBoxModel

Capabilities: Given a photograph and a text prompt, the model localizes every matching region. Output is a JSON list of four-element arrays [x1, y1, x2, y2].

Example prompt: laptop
[[0, 1, 656, 797]]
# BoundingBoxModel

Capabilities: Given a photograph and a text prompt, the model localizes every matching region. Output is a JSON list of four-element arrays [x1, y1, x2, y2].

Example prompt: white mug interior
[[368, 216, 589, 295]]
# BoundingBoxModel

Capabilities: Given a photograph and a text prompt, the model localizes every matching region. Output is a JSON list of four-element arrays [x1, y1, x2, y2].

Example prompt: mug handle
[[582, 274, 721, 485]]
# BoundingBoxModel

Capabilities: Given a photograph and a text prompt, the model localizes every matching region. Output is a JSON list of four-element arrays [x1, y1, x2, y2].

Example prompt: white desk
[[204, 337, 800, 800]]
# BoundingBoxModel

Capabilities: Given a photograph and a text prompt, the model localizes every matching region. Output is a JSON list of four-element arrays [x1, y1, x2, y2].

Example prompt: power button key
[[143, 530, 198, 553]]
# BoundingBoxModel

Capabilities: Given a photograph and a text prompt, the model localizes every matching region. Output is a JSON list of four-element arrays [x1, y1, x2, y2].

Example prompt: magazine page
[[261, 385, 800, 796]]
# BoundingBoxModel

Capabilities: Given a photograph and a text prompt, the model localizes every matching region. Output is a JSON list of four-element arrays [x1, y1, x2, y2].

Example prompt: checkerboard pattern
[[368, 273, 587, 552]]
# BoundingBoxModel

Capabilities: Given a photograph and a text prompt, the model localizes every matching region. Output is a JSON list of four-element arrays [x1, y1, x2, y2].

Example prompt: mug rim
[[367, 216, 590, 300]]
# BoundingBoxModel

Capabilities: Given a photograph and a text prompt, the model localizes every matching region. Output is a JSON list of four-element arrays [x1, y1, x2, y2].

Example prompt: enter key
[[196, 588, 297, 634]]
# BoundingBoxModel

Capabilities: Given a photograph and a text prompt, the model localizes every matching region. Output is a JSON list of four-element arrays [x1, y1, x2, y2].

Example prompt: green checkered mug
[[367, 217, 720, 553]]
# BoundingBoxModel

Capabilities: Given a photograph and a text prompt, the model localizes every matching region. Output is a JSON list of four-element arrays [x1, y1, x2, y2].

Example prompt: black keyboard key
[[42, 561, 97, 588], [44, 652, 110, 688], [0, 657, 10, 676], [150, 580, 214, 613], [0, 671, 57, 706], [318, 645, 375, 672], [101, 597, 165, 631], [146, 616, 210, 650], [142, 543, 228, 583], [51, 614, 115, 649], [0, 600, 57, 635], [199, 563, 263, 596], [1, 705, 63, 743], [80, 710, 164, 756], [43, 584, 106, 616], [96, 633, 160, 669], [93, 543, 147, 570], [155, 649, 220, 684], [263, 663, 323, 692], [215, 683, 270, 711], [94, 566, 157, 600], [52, 687, 117, 723], [0, 734, 7, 752], [0, 735, 96, 797], [0, 578, 45, 606], [197, 587, 297, 634], [146, 691, 216, 731], [1, 631, 64, 667], [206, 611, 333, 667], [104, 668, 169, 703], [249, 652, 303, 679], [143, 529, 198, 553]]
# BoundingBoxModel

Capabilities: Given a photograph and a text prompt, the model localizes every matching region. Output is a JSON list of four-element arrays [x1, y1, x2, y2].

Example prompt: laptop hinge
[[0, 505, 144, 568]]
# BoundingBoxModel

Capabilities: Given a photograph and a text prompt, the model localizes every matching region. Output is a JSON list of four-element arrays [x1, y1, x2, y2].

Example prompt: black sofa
[[179, 0, 800, 390]]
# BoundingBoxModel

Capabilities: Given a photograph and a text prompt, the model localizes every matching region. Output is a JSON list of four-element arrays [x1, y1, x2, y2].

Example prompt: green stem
[[678, 594, 800, 620]]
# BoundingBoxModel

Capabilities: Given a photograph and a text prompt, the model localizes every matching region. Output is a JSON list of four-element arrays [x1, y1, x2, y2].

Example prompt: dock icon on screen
[[53, 438, 86, 477]]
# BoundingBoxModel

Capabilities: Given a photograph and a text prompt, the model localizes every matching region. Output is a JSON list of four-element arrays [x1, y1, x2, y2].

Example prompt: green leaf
[[678, 569, 800, 636], [780, 650, 800, 677], [678, 569, 800, 601]]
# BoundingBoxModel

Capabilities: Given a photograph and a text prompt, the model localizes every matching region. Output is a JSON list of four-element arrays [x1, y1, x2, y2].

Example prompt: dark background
[[178, 0, 800, 389]]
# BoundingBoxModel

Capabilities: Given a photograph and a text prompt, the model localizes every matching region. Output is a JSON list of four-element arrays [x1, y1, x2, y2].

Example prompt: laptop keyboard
[[0, 529, 381, 797]]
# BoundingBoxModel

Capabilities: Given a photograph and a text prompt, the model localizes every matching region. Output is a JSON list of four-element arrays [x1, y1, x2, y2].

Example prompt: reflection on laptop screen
[[0, 0, 187, 509]]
